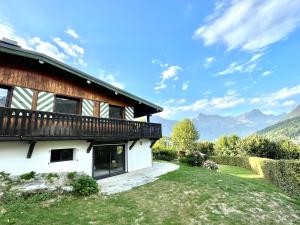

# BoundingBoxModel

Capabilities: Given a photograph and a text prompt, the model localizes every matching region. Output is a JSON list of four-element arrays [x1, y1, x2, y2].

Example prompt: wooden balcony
[[0, 107, 162, 142]]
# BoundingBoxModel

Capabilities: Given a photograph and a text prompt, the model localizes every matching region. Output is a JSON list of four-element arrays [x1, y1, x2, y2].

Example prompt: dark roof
[[0, 41, 163, 116]]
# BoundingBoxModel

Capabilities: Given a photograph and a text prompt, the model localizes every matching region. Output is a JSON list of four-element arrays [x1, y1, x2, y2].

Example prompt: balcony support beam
[[150, 139, 158, 148], [129, 139, 138, 150], [27, 141, 36, 158], [87, 141, 94, 153]]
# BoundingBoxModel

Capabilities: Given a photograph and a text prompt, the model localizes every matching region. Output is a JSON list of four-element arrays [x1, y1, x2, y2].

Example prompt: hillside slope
[[258, 116, 300, 143]]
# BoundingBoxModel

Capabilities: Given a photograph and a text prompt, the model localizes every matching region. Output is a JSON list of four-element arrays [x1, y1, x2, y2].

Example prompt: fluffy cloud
[[30, 37, 68, 62], [182, 81, 190, 91], [261, 70, 272, 76], [98, 70, 125, 89], [161, 66, 182, 81], [194, 0, 300, 51], [0, 21, 86, 66], [164, 98, 186, 105], [65, 28, 79, 39], [204, 56, 215, 68], [154, 65, 182, 91]]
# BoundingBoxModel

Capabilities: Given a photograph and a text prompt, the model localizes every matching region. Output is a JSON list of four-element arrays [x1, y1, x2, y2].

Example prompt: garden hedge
[[153, 149, 177, 161], [209, 156, 300, 196]]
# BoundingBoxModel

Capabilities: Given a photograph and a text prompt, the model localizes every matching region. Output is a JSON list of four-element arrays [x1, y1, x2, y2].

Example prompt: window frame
[[53, 94, 81, 115], [0, 85, 12, 107], [109, 104, 124, 120], [50, 148, 75, 163]]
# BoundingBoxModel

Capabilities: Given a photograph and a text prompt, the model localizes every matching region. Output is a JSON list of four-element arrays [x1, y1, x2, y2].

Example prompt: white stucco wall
[[127, 139, 152, 172], [0, 141, 92, 176]]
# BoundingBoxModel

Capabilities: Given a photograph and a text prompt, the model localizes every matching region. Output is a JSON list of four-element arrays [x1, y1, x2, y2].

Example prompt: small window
[[0, 86, 10, 107], [50, 148, 74, 163], [109, 105, 123, 119], [54, 96, 79, 114]]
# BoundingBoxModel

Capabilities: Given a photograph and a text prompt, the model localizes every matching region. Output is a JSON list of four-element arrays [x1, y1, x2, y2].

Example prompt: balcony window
[[109, 105, 123, 119], [0, 86, 9, 107], [54, 96, 79, 114], [50, 148, 74, 163]]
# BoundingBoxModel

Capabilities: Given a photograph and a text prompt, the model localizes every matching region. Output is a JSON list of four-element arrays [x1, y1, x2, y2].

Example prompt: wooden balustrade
[[0, 107, 162, 141]]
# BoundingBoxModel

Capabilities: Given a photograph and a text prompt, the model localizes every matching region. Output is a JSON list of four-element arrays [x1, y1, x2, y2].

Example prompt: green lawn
[[1, 164, 300, 225]]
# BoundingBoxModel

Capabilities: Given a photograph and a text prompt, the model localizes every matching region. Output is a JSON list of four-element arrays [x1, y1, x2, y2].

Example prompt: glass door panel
[[93, 145, 125, 179]]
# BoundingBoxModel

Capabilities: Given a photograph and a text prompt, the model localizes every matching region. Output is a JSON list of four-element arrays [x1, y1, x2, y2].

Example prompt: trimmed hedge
[[153, 149, 177, 161], [209, 156, 300, 196]]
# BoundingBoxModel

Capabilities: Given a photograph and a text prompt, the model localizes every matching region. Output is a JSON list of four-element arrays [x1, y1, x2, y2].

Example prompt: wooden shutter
[[82, 99, 94, 116], [11, 86, 33, 110], [36, 91, 54, 112], [125, 107, 134, 120], [100, 102, 109, 118]]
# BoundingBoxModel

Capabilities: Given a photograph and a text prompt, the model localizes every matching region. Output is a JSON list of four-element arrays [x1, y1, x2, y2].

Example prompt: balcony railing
[[0, 107, 162, 141]]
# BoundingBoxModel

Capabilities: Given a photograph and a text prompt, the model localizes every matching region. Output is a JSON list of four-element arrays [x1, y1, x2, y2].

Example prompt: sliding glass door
[[93, 145, 125, 179]]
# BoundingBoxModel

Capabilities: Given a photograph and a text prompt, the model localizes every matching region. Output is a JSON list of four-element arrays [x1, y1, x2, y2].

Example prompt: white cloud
[[98, 70, 125, 89], [161, 90, 245, 118], [65, 28, 79, 39], [194, 0, 300, 52], [261, 70, 272, 76], [204, 56, 215, 68], [249, 53, 264, 62], [282, 100, 296, 107], [30, 37, 68, 62], [154, 83, 166, 91], [161, 65, 182, 81], [164, 98, 186, 105], [0, 21, 87, 66], [182, 81, 190, 91]]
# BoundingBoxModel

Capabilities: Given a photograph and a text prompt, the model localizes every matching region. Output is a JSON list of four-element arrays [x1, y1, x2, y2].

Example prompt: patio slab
[[97, 162, 179, 195]]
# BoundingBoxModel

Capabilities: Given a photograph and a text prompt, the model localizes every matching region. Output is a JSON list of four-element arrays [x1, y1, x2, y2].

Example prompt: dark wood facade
[[0, 46, 162, 142]]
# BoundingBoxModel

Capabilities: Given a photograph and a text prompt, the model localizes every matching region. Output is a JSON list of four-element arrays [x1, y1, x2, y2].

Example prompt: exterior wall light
[[87, 80, 91, 84], [38, 60, 44, 64]]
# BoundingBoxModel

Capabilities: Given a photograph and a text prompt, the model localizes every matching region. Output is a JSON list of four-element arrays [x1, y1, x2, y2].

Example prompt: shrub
[[0, 171, 10, 181], [152, 137, 174, 152], [203, 160, 219, 171], [276, 139, 300, 160], [153, 149, 177, 161], [46, 173, 59, 181], [215, 135, 241, 156], [179, 151, 205, 166], [195, 141, 215, 156], [209, 155, 300, 196], [237, 135, 278, 159], [20, 171, 36, 180], [67, 171, 77, 180], [71, 175, 99, 196]]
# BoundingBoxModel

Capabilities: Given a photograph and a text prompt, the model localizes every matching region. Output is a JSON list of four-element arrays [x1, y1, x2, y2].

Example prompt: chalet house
[[0, 39, 162, 179]]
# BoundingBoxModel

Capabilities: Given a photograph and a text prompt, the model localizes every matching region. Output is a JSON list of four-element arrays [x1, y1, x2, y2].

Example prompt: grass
[[0, 164, 299, 225]]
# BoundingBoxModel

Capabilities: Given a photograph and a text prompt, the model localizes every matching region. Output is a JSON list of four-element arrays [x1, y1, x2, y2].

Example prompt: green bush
[[215, 135, 241, 156], [238, 135, 278, 159], [276, 139, 300, 160], [209, 156, 300, 196], [195, 141, 215, 156], [179, 151, 205, 166], [20, 171, 36, 180], [153, 149, 177, 161], [46, 173, 59, 181], [71, 175, 99, 196], [67, 171, 77, 180]]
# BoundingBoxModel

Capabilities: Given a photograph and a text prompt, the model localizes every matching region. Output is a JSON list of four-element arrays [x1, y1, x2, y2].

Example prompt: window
[[50, 148, 74, 163], [109, 105, 123, 119], [0, 86, 10, 107], [54, 96, 79, 114]]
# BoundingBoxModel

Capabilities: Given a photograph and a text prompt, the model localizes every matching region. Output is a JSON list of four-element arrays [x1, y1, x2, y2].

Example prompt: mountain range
[[152, 106, 300, 141]]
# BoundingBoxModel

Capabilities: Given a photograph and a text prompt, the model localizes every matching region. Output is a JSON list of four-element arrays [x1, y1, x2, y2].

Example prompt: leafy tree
[[171, 119, 199, 152], [237, 134, 277, 158], [214, 134, 240, 156], [152, 136, 173, 151]]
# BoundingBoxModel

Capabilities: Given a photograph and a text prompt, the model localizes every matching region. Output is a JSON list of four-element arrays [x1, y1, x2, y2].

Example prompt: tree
[[152, 136, 173, 152], [171, 119, 199, 152], [214, 134, 240, 156]]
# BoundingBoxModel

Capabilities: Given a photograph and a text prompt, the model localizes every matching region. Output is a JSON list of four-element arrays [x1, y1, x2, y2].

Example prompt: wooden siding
[[0, 59, 132, 116]]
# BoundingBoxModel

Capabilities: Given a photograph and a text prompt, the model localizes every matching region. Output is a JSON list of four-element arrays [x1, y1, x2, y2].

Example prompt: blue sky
[[1, 0, 300, 120]]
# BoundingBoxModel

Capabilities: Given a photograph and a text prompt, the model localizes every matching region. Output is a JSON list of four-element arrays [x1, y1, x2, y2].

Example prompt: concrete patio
[[97, 161, 179, 195]]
